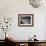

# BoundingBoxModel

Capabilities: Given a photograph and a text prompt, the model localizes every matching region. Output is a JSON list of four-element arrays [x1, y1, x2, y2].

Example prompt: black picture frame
[[18, 14, 34, 27]]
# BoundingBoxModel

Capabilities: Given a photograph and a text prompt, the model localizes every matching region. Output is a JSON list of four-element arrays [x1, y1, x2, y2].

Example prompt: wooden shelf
[[0, 39, 46, 46]]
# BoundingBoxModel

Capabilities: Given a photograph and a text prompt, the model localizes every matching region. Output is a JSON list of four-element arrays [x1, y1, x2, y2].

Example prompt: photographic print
[[18, 14, 34, 27]]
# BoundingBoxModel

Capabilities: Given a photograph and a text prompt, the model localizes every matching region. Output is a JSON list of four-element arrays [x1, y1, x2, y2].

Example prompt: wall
[[0, 0, 46, 40]]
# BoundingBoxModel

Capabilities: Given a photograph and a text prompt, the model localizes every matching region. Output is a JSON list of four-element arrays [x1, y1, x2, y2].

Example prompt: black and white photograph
[[18, 14, 34, 26]]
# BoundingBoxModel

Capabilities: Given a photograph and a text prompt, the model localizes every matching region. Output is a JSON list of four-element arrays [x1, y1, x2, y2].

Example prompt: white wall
[[0, 0, 46, 40]]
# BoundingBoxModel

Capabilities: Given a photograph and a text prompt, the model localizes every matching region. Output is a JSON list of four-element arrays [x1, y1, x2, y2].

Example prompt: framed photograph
[[18, 14, 34, 27]]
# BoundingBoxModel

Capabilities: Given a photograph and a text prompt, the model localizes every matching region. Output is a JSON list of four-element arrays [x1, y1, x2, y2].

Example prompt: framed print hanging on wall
[[18, 14, 34, 27]]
